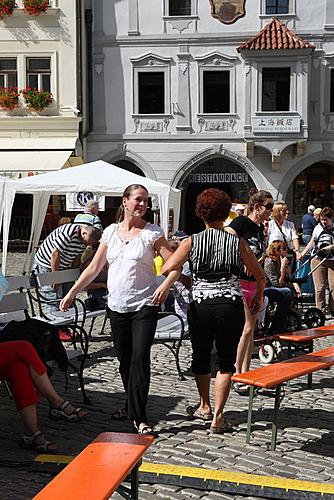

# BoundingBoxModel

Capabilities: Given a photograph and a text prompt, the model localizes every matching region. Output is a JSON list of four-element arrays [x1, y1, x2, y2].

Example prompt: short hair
[[268, 240, 288, 260], [271, 202, 288, 221], [320, 206, 334, 219], [195, 188, 231, 223], [84, 200, 99, 212], [80, 226, 101, 245], [248, 189, 272, 213]]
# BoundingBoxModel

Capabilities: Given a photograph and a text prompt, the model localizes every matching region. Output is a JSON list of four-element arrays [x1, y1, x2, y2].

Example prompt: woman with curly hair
[[163, 188, 265, 434]]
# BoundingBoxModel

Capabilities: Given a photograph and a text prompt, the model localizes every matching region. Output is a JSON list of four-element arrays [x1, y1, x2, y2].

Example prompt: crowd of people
[[1, 187, 333, 449]]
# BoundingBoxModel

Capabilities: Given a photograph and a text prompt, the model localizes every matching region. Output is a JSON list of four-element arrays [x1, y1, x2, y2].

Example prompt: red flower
[[0, 86, 19, 111], [0, 0, 16, 19], [23, 0, 49, 16]]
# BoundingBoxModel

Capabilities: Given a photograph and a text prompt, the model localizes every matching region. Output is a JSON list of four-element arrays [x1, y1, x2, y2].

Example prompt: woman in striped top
[[163, 189, 265, 434]]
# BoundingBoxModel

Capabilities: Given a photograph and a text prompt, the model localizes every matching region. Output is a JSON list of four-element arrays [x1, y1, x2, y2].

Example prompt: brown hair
[[195, 188, 231, 223], [271, 201, 288, 221], [268, 240, 288, 260], [248, 189, 272, 213], [116, 184, 148, 223], [320, 206, 334, 219]]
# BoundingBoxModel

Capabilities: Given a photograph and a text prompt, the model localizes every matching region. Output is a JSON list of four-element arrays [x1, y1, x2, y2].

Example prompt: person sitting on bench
[[0, 340, 88, 453], [264, 241, 301, 334]]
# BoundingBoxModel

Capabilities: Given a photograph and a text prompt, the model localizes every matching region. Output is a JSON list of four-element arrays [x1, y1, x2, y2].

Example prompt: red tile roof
[[237, 18, 315, 51]]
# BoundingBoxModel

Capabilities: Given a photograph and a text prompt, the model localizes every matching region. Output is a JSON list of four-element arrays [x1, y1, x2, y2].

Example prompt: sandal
[[233, 382, 250, 395], [20, 431, 57, 454], [210, 417, 234, 435], [133, 421, 155, 435], [110, 408, 128, 421], [49, 400, 88, 422], [186, 404, 213, 421]]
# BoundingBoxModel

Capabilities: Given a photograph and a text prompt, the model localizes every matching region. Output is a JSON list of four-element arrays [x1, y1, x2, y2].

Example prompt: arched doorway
[[292, 162, 334, 218], [181, 157, 256, 234]]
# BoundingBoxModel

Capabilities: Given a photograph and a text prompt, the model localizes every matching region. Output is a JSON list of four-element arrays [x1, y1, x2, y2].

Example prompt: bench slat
[[231, 346, 334, 388], [277, 325, 334, 342], [33, 432, 154, 500]]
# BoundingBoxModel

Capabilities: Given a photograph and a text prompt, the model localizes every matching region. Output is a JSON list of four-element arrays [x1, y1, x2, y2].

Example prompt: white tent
[[1, 160, 181, 272]]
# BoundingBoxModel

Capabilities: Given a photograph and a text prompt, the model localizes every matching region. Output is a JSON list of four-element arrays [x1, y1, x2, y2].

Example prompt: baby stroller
[[254, 251, 327, 364]]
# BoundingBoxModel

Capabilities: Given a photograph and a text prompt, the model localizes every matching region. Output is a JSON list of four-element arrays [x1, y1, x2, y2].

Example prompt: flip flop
[[186, 404, 213, 421], [133, 421, 155, 435], [110, 408, 128, 421], [210, 418, 234, 434]]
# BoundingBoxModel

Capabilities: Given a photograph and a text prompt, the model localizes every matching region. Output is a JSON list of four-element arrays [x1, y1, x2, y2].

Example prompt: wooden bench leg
[[307, 342, 314, 389], [271, 384, 282, 451], [246, 385, 255, 444], [117, 461, 140, 500]]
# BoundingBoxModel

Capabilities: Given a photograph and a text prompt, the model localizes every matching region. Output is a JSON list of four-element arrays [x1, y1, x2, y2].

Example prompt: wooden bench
[[276, 324, 334, 355], [33, 432, 154, 500], [231, 346, 334, 450]]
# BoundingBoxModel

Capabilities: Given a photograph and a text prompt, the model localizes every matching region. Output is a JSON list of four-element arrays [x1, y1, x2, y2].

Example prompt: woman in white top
[[300, 206, 334, 314], [268, 202, 301, 266], [60, 184, 178, 435]]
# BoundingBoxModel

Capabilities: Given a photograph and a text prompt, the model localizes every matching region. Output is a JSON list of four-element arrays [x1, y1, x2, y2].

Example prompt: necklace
[[117, 224, 131, 245]]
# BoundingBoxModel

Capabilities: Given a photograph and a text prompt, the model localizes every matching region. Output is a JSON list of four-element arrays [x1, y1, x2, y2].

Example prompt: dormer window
[[266, 0, 289, 15], [262, 67, 290, 111]]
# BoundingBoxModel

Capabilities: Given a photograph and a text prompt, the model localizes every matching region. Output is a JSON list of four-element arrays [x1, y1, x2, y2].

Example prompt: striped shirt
[[35, 224, 86, 270], [189, 228, 243, 303]]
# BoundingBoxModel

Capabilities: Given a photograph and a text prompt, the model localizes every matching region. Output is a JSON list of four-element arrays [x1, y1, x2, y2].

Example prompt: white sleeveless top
[[101, 222, 164, 313]]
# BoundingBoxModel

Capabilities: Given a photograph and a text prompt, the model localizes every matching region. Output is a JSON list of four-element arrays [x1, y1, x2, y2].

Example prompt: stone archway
[[173, 147, 261, 233]]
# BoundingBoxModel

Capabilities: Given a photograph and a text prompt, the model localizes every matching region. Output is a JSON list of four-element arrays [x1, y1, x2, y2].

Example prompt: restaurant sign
[[252, 116, 301, 133], [189, 172, 248, 183]]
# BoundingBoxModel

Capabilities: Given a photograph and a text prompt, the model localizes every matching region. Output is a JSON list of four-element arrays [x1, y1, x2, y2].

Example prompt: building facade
[[0, 0, 82, 180], [86, 0, 334, 232]]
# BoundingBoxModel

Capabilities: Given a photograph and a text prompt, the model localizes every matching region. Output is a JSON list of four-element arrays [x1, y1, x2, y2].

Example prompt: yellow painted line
[[34, 456, 334, 495], [139, 463, 334, 494]]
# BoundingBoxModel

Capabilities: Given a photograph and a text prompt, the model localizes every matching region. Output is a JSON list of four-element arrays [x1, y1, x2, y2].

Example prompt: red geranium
[[0, 0, 16, 19], [21, 86, 52, 111], [0, 87, 19, 111], [23, 0, 49, 16]]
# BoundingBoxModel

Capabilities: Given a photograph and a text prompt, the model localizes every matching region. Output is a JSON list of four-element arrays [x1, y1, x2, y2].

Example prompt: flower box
[[23, 0, 48, 16], [0, 87, 19, 111], [0, 0, 16, 19], [21, 86, 53, 111]]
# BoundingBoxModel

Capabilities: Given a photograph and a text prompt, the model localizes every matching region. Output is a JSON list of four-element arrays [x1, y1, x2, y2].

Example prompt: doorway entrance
[[180, 157, 255, 234]]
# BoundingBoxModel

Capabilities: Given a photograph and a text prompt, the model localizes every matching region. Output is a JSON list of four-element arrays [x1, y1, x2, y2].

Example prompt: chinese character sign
[[252, 116, 301, 133]]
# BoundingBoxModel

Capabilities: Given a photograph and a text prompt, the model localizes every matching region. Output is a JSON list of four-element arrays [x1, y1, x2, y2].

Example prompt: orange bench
[[231, 346, 334, 450], [33, 432, 154, 500], [276, 324, 334, 355]]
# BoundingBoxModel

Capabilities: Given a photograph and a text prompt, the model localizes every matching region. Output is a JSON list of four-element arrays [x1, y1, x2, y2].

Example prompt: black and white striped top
[[189, 228, 243, 303], [35, 224, 86, 270]]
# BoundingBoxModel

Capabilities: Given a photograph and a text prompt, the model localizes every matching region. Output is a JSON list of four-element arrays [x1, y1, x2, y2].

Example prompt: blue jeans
[[264, 287, 294, 333], [302, 234, 312, 245]]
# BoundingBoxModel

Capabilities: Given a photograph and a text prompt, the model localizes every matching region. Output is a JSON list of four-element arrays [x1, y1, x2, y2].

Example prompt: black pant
[[108, 305, 159, 424], [188, 298, 245, 374]]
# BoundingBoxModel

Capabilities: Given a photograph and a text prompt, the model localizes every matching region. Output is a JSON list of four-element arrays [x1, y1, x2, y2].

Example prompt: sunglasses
[[261, 203, 274, 210]]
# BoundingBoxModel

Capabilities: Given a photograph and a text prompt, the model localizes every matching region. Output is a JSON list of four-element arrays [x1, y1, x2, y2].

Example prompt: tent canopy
[[1, 160, 181, 272]]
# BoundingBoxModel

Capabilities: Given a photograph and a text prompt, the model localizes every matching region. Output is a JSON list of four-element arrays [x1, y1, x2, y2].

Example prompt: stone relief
[[198, 117, 237, 133]]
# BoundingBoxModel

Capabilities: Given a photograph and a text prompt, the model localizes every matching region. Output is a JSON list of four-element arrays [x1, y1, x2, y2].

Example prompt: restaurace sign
[[209, 0, 246, 24], [189, 172, 248, 183]]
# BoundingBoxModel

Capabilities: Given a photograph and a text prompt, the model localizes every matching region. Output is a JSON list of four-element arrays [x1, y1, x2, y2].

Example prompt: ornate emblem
[[209, 0, 246, 24]]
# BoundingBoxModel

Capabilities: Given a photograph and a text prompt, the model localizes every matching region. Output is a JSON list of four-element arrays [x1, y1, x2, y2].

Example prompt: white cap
[[234, 204, 245, 212], [308, 205, 315, 213]]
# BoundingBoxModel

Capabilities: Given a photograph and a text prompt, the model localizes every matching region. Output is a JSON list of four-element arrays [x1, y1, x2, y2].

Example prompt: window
[[26, 58, 51, 92], [262, 67, 290, 111], [266, 0, 289, 14], [203, 71, 230, 113], [0, 59, 17, 88], [168, 0, 191, 16], [138, 72, 165, 114], [330, 69, 334, 113]]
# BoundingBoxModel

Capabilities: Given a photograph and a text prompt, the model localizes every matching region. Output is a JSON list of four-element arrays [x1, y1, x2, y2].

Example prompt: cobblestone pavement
[[1, 253, 334, 499]]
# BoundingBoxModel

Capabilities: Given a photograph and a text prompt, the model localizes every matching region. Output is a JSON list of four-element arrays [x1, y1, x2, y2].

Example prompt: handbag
[[0, 272, 8, 302]]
